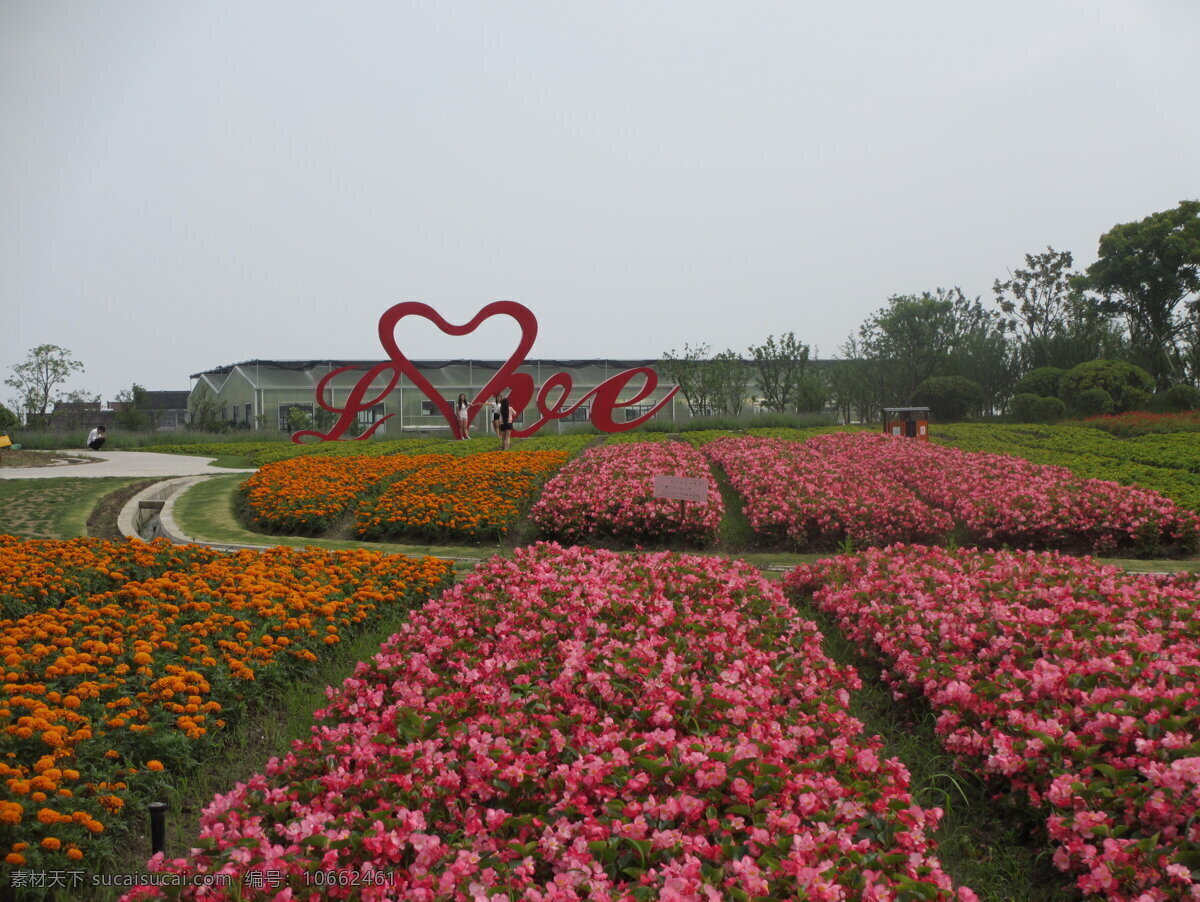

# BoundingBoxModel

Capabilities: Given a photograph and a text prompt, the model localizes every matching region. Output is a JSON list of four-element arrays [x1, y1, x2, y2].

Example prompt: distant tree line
[[662, 200, 1200, 422]]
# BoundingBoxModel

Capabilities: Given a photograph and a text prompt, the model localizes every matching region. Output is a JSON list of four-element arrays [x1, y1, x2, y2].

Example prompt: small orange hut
[[882, 407, 930, 441]]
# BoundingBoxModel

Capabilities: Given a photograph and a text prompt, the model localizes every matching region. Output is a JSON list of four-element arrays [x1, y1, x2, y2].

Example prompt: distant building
[[108, 391, 191, 430], [46, 400, 109, 432], [188, 359, 687, 434]]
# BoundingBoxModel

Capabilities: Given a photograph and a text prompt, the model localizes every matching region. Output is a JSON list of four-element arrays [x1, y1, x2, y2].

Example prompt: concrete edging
[[118, 475, 274, 552]]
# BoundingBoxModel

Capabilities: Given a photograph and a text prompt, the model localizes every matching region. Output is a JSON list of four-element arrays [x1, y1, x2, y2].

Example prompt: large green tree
[[994, 247, 1122, 370], [858, 292, 958, 404], [1085, 200, 1200, 389], [748, 332, 810, 412], [4, 344, 85, 428]]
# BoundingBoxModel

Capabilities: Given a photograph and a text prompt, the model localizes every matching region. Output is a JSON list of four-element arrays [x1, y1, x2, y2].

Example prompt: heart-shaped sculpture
[[376, 301, 539, 438]]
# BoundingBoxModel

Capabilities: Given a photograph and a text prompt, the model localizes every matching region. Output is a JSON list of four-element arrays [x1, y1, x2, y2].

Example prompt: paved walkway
[[0, 450, 256, 479]]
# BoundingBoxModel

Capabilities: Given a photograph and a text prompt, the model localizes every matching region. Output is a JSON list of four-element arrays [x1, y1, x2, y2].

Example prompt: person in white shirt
[[86, 426, 106, 450]]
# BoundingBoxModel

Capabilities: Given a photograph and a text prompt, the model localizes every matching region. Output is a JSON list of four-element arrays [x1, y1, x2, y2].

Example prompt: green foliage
[[188, 385, 224, 432], [993, 247, 1121, 370], [932, 422, 1200, 511], [710, 350, 752, 416], [114, 383, 155, 431], [1074, 387, 1114, 417], [793, 373, 827, 413], [1012, 367, 1066, 399], [1009, 393, 1043, 423], [1117, 384, 1152, 413], [1012, 394, 1065, 423], [859, 291, 958, 403], [748, 332, 810, 412], [1086, 199, 1200, 388], [659, 343, 719, 416], [1034, 396, 1066, 422], [1163, 383, 1200, 412], [0, 404, 18, 431], [4, 344, 86, 427], [1059, 359, 1154, 412], [913, 375, 983, 422]]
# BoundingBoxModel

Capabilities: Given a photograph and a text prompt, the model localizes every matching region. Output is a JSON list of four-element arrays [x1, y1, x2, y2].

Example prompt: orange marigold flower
[[4, 852, 24, 866], [66, 846, 83, 860], [40, 836, 61, 851], [146, 760, 164, 771]]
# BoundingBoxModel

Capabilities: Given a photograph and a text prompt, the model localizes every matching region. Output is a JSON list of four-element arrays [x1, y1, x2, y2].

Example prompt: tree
[[4, 345, 85, 428], [991, 247, 1120, 370], [1012, 367, 1066, 399], [709, 350, 752, 416], [114, 383, 155, 431], [913, 375, 984, 422], [858, 289, 962, 405], [0, 404, 18, 431], [660, 344, 720, 416], [828, 334, 885, 424], [188, 385, 223, 432], [1086, 200, 1200, 389], [943, 291, 1017, 416], [748, 332, 810, 412], [1058, 359, 1154, 413]]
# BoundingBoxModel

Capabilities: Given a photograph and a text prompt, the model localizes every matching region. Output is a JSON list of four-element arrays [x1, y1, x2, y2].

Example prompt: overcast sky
[[3, 1, 1198, 404]]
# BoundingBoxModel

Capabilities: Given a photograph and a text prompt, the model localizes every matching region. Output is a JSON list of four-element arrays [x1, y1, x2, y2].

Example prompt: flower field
[[0, 536, 452, 875], [933, 423, 1200, 514], [704, 433, 1200, 555], [786, 546, 1200, 900], [702, 434, 951, 549], [128, 543, 974, 900], [531, 442, 724, 545], [355, 450, 569, 542], [240, 454, 454, 534]]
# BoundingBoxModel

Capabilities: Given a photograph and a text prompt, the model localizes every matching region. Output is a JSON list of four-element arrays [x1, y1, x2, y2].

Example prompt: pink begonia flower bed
[[126, 544, 975, 901], [786, 546, 1200, 901], [531, 443, 724, 545], [702, 435, 951, 548], [705, 433, 1200, 555]]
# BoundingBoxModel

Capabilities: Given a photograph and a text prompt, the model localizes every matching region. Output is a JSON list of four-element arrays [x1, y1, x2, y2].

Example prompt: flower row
[[239, 454, 451, 534], [132, 544, 975, 900], [786, 546, 1200, 900], [934, 423, 1200, 514], [705, 433, 1200, 554], [0, 538, 453, 874], [356, 450, 569, 542], [531, 442, 724, 545], [0, 536, 220, 617], [703, 434, 952, 549]]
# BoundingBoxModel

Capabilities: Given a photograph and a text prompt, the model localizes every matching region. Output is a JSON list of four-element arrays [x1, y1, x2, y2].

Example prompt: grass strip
[[172, 474, 495, 560], [0, 477, 144, 540]]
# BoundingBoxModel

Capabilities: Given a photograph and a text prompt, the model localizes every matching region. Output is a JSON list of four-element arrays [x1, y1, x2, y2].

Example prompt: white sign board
[[652, 475, 710, 503]]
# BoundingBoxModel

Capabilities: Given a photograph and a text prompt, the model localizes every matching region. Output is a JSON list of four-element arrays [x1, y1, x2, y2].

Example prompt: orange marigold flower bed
[[355, 450, 569, 542], [0, 536, 452, 876], [238, 453, 453, 534]]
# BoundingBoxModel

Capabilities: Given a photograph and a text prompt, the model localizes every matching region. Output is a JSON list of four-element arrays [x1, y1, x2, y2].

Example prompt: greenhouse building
[[188, 358, 687, 435]]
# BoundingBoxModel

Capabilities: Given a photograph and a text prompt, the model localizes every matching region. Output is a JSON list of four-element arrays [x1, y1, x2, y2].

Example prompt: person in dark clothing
[[499, 394, 515, 450]]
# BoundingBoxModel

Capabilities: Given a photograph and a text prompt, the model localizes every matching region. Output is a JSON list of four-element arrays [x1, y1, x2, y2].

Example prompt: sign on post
[[652, 475, 710, 504]]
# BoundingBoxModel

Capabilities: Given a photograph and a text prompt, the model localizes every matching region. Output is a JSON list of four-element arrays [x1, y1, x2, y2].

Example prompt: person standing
[[456, 393, 470, 440], [86, 425, 107, 451], [499, 392, 516, 450], [491, 394, 502, 440]]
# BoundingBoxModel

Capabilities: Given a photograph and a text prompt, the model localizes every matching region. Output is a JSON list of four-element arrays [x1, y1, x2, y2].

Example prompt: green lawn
[[0, 477, 143, 539]]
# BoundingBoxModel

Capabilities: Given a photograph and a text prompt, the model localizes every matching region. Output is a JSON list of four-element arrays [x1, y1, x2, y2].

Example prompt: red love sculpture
[[294, 301, 678, 442]]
